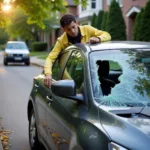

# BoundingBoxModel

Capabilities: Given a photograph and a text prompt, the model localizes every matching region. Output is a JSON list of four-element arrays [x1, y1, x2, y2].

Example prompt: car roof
[[69, 41, 150, 53], [89, 41, 150, 51]]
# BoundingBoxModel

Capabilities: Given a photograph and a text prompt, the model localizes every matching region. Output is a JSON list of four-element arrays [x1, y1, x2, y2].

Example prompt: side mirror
[[51, 80, 76, 97], [51, 80, 84, 102]]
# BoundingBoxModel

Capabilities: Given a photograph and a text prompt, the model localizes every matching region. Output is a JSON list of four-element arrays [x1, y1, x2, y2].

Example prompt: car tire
[[25, 61, 30, 66], [4, 60, 8, 66], [29, 109, 43, 150]]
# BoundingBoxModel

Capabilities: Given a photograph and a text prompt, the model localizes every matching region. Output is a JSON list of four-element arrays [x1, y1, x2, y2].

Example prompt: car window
[[6, 42, 27, 49], [63, 50, 84, 93], [90, 49, 150, 107], [52, 51, 70, 81]]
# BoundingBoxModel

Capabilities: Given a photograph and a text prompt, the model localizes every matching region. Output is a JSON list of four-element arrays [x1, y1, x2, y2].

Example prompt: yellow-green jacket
[[44, 25, 111, 75]]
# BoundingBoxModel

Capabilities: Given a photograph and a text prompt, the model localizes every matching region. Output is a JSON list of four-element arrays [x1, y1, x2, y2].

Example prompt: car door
[[61, 50, 87, 150], [33, 74, 47, 144], [45, 50, 72, 150]]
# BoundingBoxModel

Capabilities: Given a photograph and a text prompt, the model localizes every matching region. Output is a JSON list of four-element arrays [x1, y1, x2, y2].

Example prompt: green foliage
[[31, 42, 47, 51], [139, 0, 150, 41], [95, 10, 104, 29], [0, 0, 88, 28], [0, 29, 9, 44], [132, 8, 144, 41], [5, 7, 57, 41], [73, 0, 88, 8], [91, 13, 97, 28], [101, 11, 108, 31], [107, 0, 126, 40]]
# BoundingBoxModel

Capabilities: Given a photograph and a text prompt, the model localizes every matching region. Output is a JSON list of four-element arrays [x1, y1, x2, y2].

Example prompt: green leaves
[[107, 0, 126, 40], [0, 0, 88, 28], [73, 0, 88, 8], [91, 13, 97, 28], [139, 0, 150, 41], [132, 8, 144, 41]]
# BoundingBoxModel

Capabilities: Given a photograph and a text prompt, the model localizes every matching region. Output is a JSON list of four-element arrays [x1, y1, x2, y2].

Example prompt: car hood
[[98, 106, 150, 150], [122, 107, 150, 136], [5, 49, 29, 54]]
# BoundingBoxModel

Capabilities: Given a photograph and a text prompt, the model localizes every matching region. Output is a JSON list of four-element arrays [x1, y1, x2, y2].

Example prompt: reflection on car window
[[63, 51, 84, 93], [6, 43, 27, 49], [52, 52, 69, 81], [90, 49, 150, 107]]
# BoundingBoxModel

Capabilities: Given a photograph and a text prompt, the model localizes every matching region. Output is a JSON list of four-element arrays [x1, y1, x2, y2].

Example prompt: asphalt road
[[0, 51, 43, 150]]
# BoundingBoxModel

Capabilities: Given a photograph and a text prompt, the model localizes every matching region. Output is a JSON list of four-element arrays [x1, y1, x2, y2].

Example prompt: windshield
[[90, 49, 150, 107], [6, 42, 28, 49]]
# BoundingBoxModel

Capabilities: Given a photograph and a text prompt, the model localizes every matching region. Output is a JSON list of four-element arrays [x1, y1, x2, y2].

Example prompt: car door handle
[[46, 96, 53, 103]]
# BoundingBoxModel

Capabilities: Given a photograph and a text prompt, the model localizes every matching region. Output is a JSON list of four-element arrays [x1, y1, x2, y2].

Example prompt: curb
[[0, 126, 3, 150], [0, 138, 3, 150], [30, 62, 44, 68]]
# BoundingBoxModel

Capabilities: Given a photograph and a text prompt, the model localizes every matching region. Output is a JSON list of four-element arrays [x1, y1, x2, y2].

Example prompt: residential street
[[0, 51, 43, 150]]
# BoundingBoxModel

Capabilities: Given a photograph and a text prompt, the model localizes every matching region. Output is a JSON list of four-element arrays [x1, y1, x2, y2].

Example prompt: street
[[0, 51, 43, 150]]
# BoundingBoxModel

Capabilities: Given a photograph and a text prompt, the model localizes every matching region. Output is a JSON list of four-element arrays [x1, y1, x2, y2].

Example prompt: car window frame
[[52, 49, 72, 81], [61, 49, 89, 106]]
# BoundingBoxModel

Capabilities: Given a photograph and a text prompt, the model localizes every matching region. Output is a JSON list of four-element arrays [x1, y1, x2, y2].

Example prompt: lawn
[[30, 51, 49, 59]]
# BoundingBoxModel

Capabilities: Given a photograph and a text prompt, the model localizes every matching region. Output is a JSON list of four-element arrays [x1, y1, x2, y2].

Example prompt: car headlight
[[109, 142, 128, 150], [5, 53, 13, 57], [4, 53, 8, 56], [23, 54, 30, 57]]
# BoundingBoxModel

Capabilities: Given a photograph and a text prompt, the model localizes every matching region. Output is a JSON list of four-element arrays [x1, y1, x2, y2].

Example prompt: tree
[[5, 7, 58, 41], [91, 13, 97, 28], [95, 10, 104, 30], [101, 11, 108, 31], [107, 0, 126, 40], [0, 29, 9, 44], [0, 0, 88, 28], [139, 0, 150, 41], [132, 8, 144, 41]]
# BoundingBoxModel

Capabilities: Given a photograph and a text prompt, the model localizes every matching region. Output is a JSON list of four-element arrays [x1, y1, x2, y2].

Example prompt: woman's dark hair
[[60, 14, 76, 28]]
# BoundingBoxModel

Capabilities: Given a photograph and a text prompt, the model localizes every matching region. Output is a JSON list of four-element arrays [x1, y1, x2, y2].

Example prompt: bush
[[95, 10, 104, 30], [132, 8, 144, 41], [31, 42, 47, 51], [91, 13, 97, 28], [101, 11, 108, 31], [0, 44, 5, 50], [139, 0, 150, 41], [0, 29, 9, 44], [107, 0, 126, 40]]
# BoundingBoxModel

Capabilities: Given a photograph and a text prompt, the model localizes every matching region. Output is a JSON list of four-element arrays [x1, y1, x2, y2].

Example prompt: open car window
[[62, 50, 84, 93], [52, 51, 70, 81]]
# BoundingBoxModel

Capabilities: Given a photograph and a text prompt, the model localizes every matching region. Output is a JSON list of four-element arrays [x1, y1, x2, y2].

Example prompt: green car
[[27, 41, 150, 150]]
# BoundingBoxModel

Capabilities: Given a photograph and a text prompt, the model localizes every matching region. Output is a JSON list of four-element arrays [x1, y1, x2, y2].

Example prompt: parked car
[[27, 41, 150, 150], [3, 41, 30, 66]]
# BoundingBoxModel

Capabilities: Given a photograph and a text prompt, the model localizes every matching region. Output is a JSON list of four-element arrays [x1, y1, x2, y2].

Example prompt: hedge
[[31, 42, 47, 51]]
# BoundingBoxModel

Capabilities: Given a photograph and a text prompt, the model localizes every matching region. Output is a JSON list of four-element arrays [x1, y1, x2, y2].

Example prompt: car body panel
[[33, 75, 48, 144], [45, 94, 72, 150], [98, 106, 150, 150], [28, 41, 150, 150]]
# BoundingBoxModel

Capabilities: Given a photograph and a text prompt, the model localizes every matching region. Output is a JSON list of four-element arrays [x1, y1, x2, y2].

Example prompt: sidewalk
[[0, 135, 2, 150], [30, 56, 45, 68], [0, 139, 2, 150], [0, 119, 3, 150]]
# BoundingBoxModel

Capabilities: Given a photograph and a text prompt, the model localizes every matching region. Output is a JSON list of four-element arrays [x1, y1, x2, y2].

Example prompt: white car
[[3, 41, 30, 66]]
